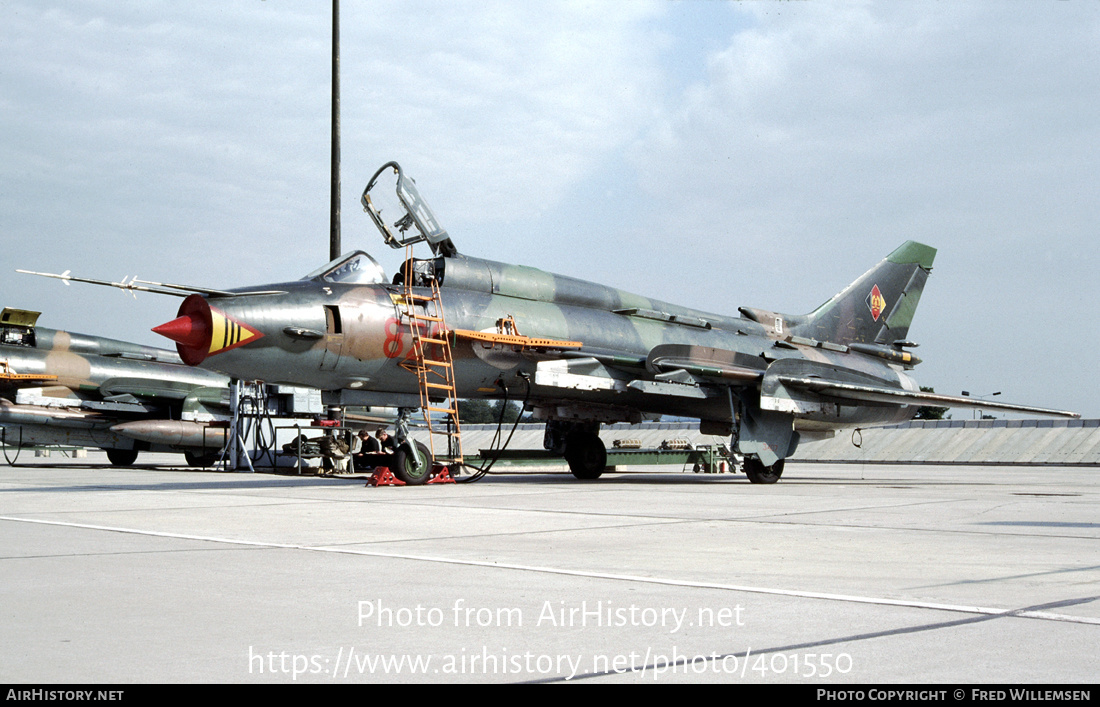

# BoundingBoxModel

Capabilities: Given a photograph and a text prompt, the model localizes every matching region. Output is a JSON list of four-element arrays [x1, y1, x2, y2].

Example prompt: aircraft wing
[[777, 375, 1081, 419], [97, 378, 229, 406]]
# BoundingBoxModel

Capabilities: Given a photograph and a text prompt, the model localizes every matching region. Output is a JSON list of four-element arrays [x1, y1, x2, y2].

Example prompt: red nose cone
[[152, 315, 207, 348], [153, 294, 213, 365]]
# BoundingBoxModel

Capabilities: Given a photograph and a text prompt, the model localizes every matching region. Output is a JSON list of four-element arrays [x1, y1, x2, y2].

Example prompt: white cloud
[[0, 1, 669, 331], [620, 1, 1100, 415], [341, 0, 666, 228]]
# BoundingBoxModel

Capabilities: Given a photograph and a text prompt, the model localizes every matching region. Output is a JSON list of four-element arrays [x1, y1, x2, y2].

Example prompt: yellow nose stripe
[[208, 308, 262, 355]]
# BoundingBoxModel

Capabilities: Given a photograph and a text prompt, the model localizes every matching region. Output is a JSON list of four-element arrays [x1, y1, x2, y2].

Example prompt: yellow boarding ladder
[[397, 248, 463, 466]]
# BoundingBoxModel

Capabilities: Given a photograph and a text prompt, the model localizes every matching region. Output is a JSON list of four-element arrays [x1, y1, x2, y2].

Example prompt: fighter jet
[[0, 307, 232, 466], [26, 162, 1079, 483]]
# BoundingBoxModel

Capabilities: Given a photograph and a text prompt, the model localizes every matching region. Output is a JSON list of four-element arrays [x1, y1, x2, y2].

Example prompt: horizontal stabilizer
[[778, 375, 1080, 419]]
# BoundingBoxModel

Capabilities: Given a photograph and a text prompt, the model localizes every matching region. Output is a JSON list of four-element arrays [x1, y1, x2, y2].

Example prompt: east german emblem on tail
[[866, 284, 886, 322]]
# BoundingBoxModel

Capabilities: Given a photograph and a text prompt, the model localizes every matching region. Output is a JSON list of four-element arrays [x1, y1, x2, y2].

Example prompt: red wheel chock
[[365, 467, 404, 487], [427, 465, 456, 484], [366, 464, 456, 487]]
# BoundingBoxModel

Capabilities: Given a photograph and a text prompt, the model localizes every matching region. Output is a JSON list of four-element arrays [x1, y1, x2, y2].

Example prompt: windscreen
[[304, 251, 387, 285]]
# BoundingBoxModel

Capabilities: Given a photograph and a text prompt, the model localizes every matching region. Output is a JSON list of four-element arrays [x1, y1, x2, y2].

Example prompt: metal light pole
[[962, 390, 1001, 420], [329, 0, 341, 261]]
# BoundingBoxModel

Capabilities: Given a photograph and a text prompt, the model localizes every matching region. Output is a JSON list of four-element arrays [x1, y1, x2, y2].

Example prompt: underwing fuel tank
[[110, 419, 227, 449]]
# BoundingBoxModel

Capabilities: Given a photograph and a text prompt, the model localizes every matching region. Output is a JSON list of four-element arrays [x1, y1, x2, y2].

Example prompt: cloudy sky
[[2, 1, 1097, 418]]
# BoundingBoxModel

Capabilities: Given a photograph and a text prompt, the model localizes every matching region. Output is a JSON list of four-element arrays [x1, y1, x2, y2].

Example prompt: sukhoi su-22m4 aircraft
[[25, 162, 1079, 483]]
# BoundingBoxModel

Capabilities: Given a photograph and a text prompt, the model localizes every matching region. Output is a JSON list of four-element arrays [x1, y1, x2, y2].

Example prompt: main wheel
[[565, 431, 606, 480], [393, 441, 433, 485], [105, 448, 139, 467], [184, 451, 219, 468], [744, 457, 784, 484]]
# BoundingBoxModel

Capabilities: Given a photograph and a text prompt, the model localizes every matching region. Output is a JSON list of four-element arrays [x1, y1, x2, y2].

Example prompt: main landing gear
[[105, 448, 139, 466], [545, 421, 608, 480], [728, 393, 796, 485], [546, 418, 790, 483], [564, 430, 607, 480], [742, 457, 784, 484]]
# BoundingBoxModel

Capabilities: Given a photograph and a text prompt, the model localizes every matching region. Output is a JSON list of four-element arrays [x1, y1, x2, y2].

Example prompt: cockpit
[[361, 161, 457, 258], [303, 251, 387, 286], [302, 162, 457, 289]]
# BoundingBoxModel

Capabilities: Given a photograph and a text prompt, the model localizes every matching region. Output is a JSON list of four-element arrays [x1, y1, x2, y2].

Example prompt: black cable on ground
[[1, 426, 24, 466], [456, 373, 531, 483]]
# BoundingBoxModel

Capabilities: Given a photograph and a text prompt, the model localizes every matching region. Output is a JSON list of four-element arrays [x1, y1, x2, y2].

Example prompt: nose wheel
[[393, 441, 434, 485]]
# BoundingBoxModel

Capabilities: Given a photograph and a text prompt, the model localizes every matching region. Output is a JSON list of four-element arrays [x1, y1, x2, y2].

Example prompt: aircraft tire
[[565, 431, 606, 480], [105, 448, 139, 467], [393, 441, 433, 486], [184, 451, 219, 468], [744, 457, 784, 484]]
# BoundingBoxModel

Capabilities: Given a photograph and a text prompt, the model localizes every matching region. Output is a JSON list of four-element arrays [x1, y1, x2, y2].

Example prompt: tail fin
[[796, 241, 936, 346]]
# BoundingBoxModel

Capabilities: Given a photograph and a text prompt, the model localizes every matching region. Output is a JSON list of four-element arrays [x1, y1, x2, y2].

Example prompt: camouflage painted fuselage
[[152, 238, 1078, 474], [185, 247, 926, 434]]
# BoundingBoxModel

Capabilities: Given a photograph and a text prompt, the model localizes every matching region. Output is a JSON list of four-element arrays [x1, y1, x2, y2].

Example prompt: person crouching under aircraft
[[354, 428, 397, 471]]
